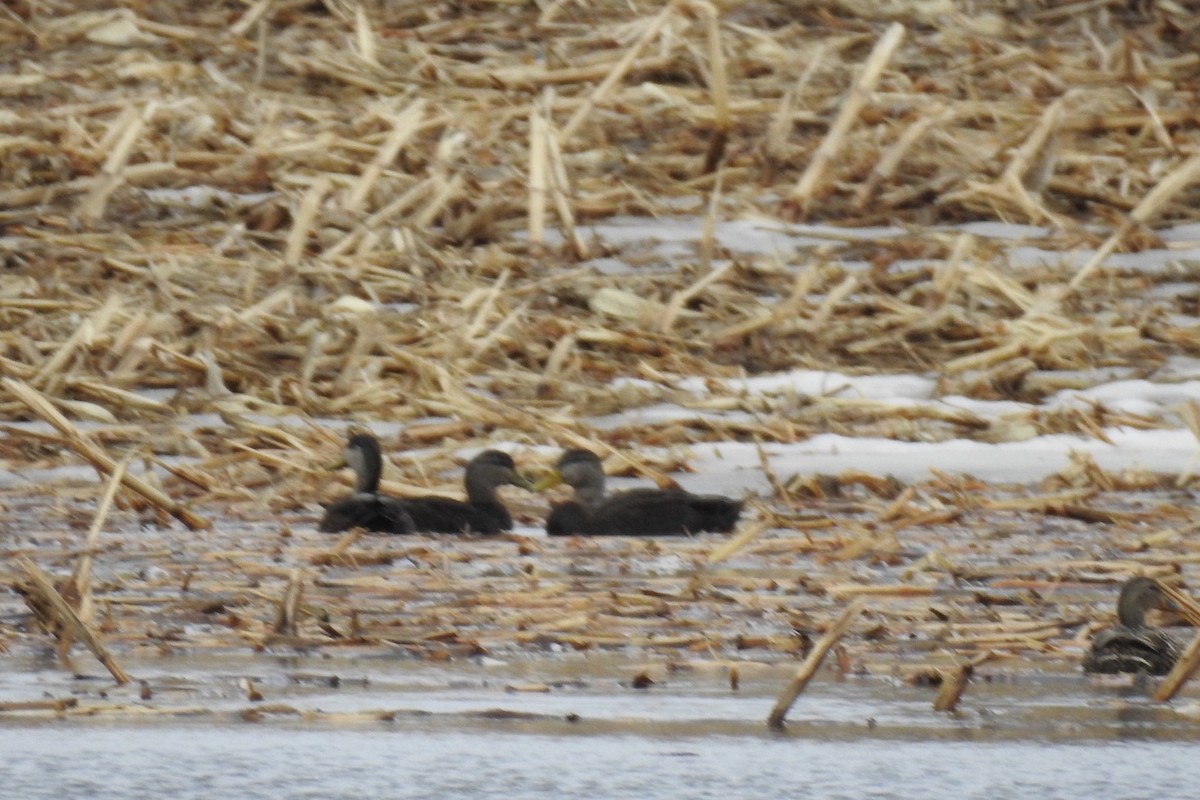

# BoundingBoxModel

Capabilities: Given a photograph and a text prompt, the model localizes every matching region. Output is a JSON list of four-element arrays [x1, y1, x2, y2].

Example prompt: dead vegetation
[[4, 0, 1200, 718]]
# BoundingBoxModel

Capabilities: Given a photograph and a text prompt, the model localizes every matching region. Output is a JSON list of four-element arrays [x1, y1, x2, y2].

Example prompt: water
[[2, 655, 1199, 799], [1, 717, 1197, 799]]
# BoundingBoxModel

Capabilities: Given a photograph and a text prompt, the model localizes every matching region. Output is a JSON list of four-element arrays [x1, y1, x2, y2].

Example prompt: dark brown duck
[[401, 449, 534, 534], [536, 448, 742, 536], [1082, 576, 1180, 676], [318, 433, 414, 534]]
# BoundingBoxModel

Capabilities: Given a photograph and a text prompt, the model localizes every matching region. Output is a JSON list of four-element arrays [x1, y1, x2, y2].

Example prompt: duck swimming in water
[[1082, 576, 1180, 676], [321, 436, 534, 535], [535, 448, 743, 536], [319, 433, 414, 534], [400, 449, 535, 534]]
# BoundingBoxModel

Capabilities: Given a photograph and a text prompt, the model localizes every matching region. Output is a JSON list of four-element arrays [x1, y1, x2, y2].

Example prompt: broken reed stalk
[[659, 257, 733, 332], [31, 295, 123, 389], [767, 597, 865, 730], [1153, 630, 1200, 703], [285, 175, 331, 266], [542, 92, 588, 259], [229, 0, 271, 37], [693, 0, 730, 174], [933, 650, 994, 712], [242, 677, 265, 702], [2, 377, 210, 530], [0, 698, 79, 714], [413, 171, 463, 228], [1130, 87, 1174, 152], [344, 99, 426, 213], [353, 4, 378, 66], [802, 274, 858, 333], [70, 457, 129, 624], [855, 107, 941, 210], [272, 568, 306, 637], [322, 175, 434, 259], [787, 22, 905, 216], [697, 168, 722, 271], [77, 105, 147, 224], [310, 529, 364, 566], [1067, 152, 1200, 291], [18, 557, 131, 685], [528, 99, 549, 247], [1175, 399, 1200, 487], [253, 15, 269, 85], [1001, 97, 1064, 189], [706, 520, 769, 564], [992, 97, 1067, 226], [559, 0, 678, 143], [1159, 582, 1200, 629]]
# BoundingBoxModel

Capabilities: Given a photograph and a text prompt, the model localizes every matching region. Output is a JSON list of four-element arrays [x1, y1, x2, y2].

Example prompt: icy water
[[3, 722, 1198, 800], [3, 654, 1200, 799]]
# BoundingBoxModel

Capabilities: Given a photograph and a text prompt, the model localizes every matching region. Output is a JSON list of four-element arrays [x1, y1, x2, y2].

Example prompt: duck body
[[1082, 626, 1179, 676], [319, 493, 414, 535], [401, 496, 513, 535], [540, 449, 742, 537], [547, 490, 742, 536], [1083, 576, 1180, 676]]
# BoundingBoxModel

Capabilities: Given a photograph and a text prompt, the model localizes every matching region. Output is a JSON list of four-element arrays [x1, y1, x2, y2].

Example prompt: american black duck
[[318, 433, 414, 534], [1082, 576, 1180, 676], [401, 449, 534, 534], [536, 448, 743, 536]]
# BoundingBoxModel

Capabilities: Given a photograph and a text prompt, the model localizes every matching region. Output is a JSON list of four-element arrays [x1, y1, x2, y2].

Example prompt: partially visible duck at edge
[[401, 449, 535, 534], [1082, 576, 1180, 676], [535, 448, 743, 536], [319, 433, 414, 534]]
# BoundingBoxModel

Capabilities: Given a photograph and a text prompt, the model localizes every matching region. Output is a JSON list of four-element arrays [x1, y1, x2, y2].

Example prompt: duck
[[400, 449, 535, 534], [321, 436, 535, 534], [318, 433, 414, 534], [535, 448, 743, 536], [1082, 576, 1180, 676]]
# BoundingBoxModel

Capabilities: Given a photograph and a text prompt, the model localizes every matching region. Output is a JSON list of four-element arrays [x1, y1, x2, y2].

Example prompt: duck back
[[547, 490, 742, 536], [1083, 625, 1179, 676], [404, 496, 512, 534], [319, 493, 414, 534]]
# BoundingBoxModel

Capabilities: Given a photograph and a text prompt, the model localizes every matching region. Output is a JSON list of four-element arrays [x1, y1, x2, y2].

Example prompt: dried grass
[[3, 0, 1200, 719]]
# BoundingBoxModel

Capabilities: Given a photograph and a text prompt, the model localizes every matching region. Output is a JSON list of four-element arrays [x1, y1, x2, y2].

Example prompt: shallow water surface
[[2, 720, 1198, 800], [3, 655, 1199, 799]]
